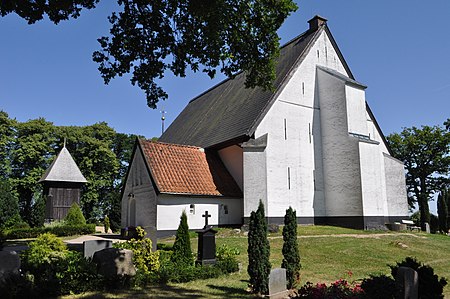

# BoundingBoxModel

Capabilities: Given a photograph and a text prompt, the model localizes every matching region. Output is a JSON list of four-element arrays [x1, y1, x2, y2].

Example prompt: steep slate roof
[[39, 146, 87, 183], [139, 139, 242, 197], [159, 20, 326, 149]]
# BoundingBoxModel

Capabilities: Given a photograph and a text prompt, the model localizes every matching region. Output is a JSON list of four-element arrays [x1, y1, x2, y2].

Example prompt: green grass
[[65, 226, 450, 298]]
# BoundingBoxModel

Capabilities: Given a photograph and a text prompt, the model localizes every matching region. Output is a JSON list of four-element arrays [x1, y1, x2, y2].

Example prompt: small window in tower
[[325, 45, 328, 60], [302, 82, 305, 95], [189, 204, 195, 215], [317, 49, 320, 59]]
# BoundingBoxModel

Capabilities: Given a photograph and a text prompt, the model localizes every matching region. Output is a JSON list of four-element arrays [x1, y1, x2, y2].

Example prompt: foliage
[[29, 194, 45, 228], [216, 244, 240, 274], [113, 226, 160, 275], [171, 210, 193, 266], [104, 214, 110, 233], [4, 224, 95, 239], [390, 257, 448, 299], [247, 201, 271, 295], [360, 274, 396, 299], [387, 120, 450, 230], [295, 280, 363, 299], [20, 233, 100, 296], [282, 206, 301, 289], [64, 203, 87, 226], [437, 189, 449, 233], [0, 179, 20, 229], [1, 1, 297, 108]]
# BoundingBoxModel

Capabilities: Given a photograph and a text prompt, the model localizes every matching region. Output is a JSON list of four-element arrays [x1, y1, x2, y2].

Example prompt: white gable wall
[[218, 145, 244, 191], [121, 146, 157, 245]]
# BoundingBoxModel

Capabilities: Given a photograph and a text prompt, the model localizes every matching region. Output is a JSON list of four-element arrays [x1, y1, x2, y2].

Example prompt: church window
[[287, 167, 291, 190], [302, 82, 305, 95], [284, 119, 287, 140], [223, 205, 229, 215], [189, 204, 195, 215], [309, 123, 312, 143], [317, 49, 320, 60]]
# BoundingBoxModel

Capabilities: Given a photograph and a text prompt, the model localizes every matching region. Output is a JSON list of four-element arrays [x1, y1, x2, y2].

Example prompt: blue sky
[[1, 0, 449, 139]]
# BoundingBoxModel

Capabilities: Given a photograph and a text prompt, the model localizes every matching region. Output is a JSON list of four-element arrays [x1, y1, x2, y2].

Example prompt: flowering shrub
[[296, 279, 363, 299]]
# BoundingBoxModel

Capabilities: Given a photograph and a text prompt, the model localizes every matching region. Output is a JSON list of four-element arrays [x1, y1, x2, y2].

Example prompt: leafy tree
[[10, 118, 57, 226], [437, 189, 448, 233], [0, 111, 16, 178], [247, 201, 271, 295], [1, 0, 297, 108], [171, 210, 193, 266], [0, 179, 20, 228], [281, 206, 300, 289], [64, 203, 87, 226], [387, 121, 450, 230]]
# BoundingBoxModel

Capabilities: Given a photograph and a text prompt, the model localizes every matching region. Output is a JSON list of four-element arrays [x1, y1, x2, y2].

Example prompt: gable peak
[[308, 15, 328, 32]]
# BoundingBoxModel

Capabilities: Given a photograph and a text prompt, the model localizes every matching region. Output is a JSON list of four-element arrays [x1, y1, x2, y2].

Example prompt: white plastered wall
[[383, 154, 408, 216], [156, 195, 243, 230], [218, 145, 243, 191]]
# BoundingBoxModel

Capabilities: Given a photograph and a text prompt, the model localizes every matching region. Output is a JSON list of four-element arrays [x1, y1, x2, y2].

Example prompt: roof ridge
[[140, 138, 201, 150]]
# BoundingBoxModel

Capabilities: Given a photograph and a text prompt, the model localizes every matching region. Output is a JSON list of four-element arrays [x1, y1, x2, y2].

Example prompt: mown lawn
[[67, 226, 450, 298]]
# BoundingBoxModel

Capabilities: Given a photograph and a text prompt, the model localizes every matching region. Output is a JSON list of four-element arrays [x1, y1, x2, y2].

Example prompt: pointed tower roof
[[39, 146, 87, 183]]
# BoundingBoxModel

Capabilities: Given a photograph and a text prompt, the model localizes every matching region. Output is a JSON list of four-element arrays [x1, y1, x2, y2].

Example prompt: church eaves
[[39, 146, 87, 183]]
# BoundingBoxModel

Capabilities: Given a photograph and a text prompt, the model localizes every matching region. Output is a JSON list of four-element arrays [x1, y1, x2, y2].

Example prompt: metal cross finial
[[202, 211, 211, 228]]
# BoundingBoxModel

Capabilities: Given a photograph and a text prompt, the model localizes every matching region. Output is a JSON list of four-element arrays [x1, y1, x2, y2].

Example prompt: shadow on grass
[[75, 284, 215, 298], [206, 284, 249, 298]]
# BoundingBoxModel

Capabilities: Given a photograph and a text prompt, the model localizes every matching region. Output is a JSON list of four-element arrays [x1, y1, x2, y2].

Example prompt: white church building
[[121, 16, 408, 235]]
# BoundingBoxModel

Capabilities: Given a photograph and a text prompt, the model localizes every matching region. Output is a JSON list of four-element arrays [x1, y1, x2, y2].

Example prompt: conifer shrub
[[247, 201, 271, 295], [390, 257, 447, 298], [282, 206, 301, 289], [64, 203, 86, 226], [104, 215, 110, 233], [437, 190, 448, 233], [171, 210, 193, 266]]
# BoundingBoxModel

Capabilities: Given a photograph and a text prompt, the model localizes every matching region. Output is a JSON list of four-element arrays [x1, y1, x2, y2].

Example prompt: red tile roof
[[139, 139, 242, 197]]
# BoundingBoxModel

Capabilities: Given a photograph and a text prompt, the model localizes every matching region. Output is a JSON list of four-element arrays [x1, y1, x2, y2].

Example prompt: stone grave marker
[[0, 251, 21, 282], [424, 222, 430, 234], [83, 239, 113, 259], [268, 268, 289, 299], [196, 210, 217, 265], [93, 248, 136, 278], [395, 266, 418, 299]]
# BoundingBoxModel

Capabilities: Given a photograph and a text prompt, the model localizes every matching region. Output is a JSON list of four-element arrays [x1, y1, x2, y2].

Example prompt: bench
[[401, 220, 421, 232]]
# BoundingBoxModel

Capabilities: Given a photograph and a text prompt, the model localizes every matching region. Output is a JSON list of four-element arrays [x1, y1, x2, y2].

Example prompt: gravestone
[[395, 266, 418, 299], [268, 268, 289, 299], [0, 251, 21, 282], [196, 210, 217, 265], [424, 222, 430, 234], [83, 240, 112, 259], [92, 248, 136, 277]]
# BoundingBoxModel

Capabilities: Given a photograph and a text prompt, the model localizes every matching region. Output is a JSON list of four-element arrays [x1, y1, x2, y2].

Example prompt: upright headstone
[[268, 268, 289, 299], [395, 266, 418, 299], [196, 210, 217, 265], [425, 222, 430, 234], [0, 251, 21, 282], [93, 248, 136, 277], [83, 240, 113, 259]]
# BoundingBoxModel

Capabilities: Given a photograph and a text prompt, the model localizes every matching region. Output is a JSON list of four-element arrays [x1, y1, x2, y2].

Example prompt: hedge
[[4, 224, 95, 239]]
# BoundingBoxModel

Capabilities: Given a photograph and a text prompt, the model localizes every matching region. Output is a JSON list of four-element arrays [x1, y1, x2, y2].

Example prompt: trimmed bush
[[390, 257, 447, 299], [247, 201, 271, 295], [171, 210, 193, 266], [437, 190, 448, 233], [64, 203, 86, 226], [4, 224, 95, 239], [282, 206, 301, 289], [104, 215, 110, 233]]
